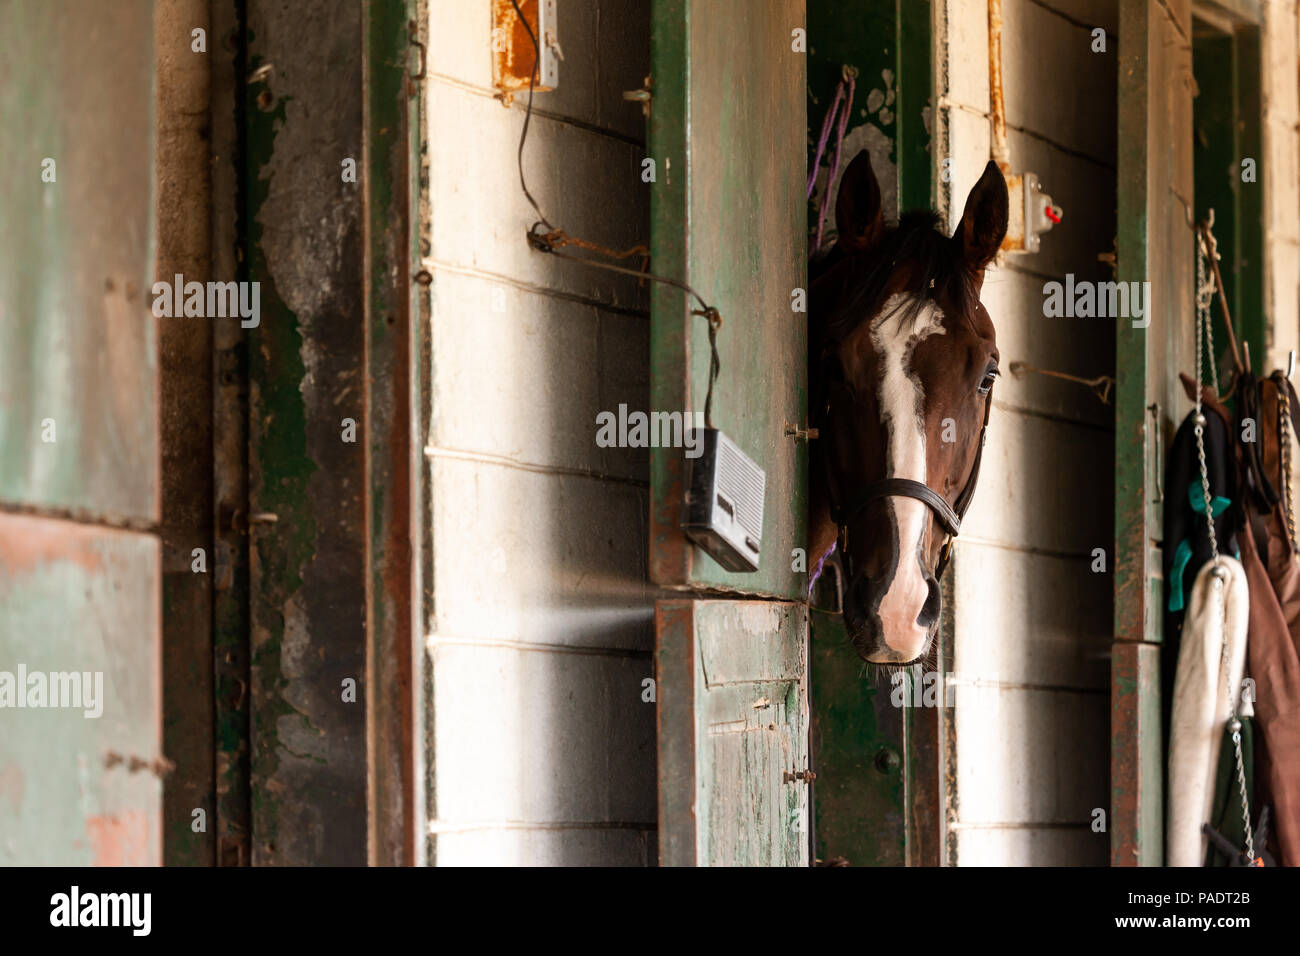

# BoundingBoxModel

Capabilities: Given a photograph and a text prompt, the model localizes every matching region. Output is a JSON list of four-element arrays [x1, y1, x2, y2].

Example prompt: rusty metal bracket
[[1149, 403, 1163, 504], [105, 751, 177, 778], [220, 506, 278, 534], [784, 423, 819, 441], [623, 75, 652, 116], [407, 19, 426, 98], [1009, 360, 1115, 405]]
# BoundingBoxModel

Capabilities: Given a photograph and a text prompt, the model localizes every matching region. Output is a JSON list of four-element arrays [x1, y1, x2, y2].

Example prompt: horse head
[[810, 151, 1008, 665]]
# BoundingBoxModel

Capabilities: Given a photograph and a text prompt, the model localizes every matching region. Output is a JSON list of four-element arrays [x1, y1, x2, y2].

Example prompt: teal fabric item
[[1188, 480, 1230, 518], [1168, 540, 1194, 613], [1168, 482, 1232, 613]]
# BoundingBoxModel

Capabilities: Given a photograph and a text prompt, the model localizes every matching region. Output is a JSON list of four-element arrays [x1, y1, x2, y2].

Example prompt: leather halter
[[824, 388, 992, 581]]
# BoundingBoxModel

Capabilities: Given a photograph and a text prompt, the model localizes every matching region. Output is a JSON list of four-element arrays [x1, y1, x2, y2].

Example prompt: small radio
[[681, 428, 766, 573]]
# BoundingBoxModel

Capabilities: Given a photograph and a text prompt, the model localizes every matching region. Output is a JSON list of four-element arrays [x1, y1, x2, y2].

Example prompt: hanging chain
[[1195, 231, 1256, 863], [1280, 384, 1298, 551], [1193, 240, 1219, 556]]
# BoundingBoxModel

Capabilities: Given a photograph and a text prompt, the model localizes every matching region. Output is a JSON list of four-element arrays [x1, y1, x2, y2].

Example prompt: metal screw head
[[874, 748, 900, 773]]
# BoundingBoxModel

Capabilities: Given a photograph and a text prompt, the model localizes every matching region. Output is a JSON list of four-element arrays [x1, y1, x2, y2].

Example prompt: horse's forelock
[[817, 211, 980, 351]]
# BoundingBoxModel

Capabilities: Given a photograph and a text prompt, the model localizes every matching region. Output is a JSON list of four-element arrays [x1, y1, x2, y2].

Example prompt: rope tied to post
[[509, 0, 724, 430]]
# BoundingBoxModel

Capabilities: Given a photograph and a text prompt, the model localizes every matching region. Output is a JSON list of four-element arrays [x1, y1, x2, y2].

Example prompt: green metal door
[[1113, 0, 1197, 866], [0, 0, 161, 865]]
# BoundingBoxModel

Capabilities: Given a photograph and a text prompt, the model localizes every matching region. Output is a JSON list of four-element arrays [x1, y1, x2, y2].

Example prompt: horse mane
[[810, 210, 981, 356]]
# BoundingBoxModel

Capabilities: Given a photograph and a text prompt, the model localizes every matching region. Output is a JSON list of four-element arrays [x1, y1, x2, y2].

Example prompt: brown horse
[[809, 151, 1008, 664]]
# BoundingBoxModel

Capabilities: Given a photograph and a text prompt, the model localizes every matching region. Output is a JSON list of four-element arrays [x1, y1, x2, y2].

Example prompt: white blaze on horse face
[[869, 293, 946, 658]]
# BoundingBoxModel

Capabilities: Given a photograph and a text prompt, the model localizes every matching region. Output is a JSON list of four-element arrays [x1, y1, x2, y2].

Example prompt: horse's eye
[[978, 368, 998, 395]]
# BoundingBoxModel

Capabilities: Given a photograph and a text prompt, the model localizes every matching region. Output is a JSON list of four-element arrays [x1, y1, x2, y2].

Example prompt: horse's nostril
[[915, 576, 942, 630]]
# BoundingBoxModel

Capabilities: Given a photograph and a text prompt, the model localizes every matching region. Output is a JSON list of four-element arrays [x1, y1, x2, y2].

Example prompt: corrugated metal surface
[[0, 0, 158, 522], [0, 517, 161, 865], [0, 0, 161, 866]]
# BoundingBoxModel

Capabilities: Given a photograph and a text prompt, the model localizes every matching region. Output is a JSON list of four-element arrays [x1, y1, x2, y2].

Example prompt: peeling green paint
[[243, 80, 319, 836], [241, 0, 370, 864]]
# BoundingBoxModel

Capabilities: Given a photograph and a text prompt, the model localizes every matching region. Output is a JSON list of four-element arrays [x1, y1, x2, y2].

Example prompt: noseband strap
[[830, 477, 961, 534]]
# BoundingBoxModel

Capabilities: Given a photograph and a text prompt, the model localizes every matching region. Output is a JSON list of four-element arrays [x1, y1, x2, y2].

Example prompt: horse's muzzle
[[843, 569, 941, 664]]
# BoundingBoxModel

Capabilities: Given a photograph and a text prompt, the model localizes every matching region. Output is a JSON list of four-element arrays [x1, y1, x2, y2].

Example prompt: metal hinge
[[623, 75, 652, 116]]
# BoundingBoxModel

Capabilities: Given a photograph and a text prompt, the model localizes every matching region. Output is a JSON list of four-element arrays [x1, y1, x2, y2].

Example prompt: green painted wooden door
[[648, 0, 807, 599], [657, 601, 810, 866], [0, 0, 161, 865], [1113, 0, 1197, 866], [649, 0, 811, 866]]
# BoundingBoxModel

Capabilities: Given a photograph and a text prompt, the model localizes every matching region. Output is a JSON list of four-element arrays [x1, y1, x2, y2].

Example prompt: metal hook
[[407, 19, 426, 97], [1288, 350, 1296, 381]]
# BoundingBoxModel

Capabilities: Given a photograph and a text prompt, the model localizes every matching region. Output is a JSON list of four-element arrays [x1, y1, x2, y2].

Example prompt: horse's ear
[[835, 151, 885, 254], [953, 160, 1008, 273]]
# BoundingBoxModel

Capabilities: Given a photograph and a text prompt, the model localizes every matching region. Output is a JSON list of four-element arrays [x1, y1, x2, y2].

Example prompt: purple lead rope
[[807, 83, 843, 200], [807, 73, 856, 253], [808, 540, 837, 596], [805, 72, 854, 598]]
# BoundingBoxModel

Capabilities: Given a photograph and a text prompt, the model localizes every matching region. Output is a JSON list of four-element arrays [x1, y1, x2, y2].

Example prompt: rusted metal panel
[[211, 0, 253, 868], [156, 0, 216, 867], [364, 0, 418, 866], [657, 599, 809, 866], [0, 0, 158, 524], [245, 0, 368, 865], [1113, 0, 1194, 864], [491, 0, 557, 98], [0, 514, 161, 865], [1111, 640, 1163, 865], [649, 0, 807, 599], [0, 0, 161, 867]]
